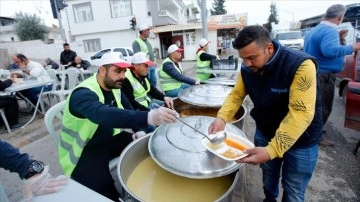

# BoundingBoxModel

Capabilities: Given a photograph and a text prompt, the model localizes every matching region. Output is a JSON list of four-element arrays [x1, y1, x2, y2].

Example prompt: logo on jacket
[[271, 88, 289, 93]]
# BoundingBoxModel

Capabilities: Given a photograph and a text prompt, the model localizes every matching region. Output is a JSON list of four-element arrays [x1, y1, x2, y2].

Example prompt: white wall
[[0, 40, 63, 64]]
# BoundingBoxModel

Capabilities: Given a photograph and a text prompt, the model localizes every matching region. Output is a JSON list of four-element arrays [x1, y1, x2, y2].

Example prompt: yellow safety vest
[[196, 50, 212, 81], [59, 75, 124, 176], [125, 70, 151, 107], [135, 38, 156, 63], [159, 57, 183, 91]]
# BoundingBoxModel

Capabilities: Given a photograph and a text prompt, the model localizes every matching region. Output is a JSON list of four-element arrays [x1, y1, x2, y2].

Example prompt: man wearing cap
[[122, 52, 174, 113], [59, 52, 178, 201], [132, 24, 157, 87], [159, 44, 199, 98], [196, 38, 219, 81]]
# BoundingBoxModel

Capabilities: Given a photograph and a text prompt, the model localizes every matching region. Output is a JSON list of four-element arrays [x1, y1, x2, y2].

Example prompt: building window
[[73, 3, 94, 23], [110, 0, 131, 18], [83, 39, 101, 53]]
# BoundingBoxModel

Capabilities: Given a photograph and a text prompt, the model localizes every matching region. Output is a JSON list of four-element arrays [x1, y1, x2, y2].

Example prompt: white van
[[275, 31, 304, 50]]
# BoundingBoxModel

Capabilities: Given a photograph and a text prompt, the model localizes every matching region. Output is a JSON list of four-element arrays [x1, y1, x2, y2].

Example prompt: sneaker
[[319, 139, 334, 147]]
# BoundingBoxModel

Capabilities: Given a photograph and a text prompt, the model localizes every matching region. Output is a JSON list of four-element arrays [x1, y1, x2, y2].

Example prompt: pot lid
[[201, 77, 236, 86], [178, 84, 232, 107], [148, 116, 246, 179]]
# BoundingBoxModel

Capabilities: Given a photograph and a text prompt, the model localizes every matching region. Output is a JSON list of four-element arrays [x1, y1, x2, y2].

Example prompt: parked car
[[87, 47, 134, 66], [275, 31, 304, 50]]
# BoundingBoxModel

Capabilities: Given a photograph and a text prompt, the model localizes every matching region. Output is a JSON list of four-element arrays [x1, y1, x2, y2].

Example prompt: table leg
[[20, 85, 45, 129]]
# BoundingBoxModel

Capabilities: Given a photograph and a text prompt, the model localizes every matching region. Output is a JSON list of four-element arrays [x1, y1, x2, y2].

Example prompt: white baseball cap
[[131, 52, 155, 66], [99, 52, 133, 69], [199, 38, 210, 47], [167, 44, 183, 54], [138, 24, 150, 31]]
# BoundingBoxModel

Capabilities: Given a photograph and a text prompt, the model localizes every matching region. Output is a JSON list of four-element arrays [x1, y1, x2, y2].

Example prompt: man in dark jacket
[[67, 56, 91, 70], [60, 43, 77, 65], [0, 78, 20, 129]]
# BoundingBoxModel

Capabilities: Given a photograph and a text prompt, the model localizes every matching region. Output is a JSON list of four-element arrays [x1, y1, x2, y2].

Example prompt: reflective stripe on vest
[[159, 57, 183, 91], [59, 75, 124, 176], [196, 50, 211, 81], [125, 70, 151, 107]]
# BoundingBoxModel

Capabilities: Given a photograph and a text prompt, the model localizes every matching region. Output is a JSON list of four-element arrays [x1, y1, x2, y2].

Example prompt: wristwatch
[[24, 160, 44, 179]]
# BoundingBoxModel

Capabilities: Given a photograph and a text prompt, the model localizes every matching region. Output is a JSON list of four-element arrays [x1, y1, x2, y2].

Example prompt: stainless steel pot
[[117, 135, 240, 202], [173, 98, 247, 130]]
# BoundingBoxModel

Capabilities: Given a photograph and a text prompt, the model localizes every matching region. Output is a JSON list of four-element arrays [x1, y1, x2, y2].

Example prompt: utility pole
[[197, 0, 208, 38], [50, 0, 68, 42]]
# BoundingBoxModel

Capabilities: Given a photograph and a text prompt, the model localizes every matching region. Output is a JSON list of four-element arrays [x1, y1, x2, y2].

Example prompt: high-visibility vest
[[159, 57, 183, 91], [135, 38, 156, 63], [125, 70, 151, 107], [196, 50, 211, 81], [59, 75, 124, 176]]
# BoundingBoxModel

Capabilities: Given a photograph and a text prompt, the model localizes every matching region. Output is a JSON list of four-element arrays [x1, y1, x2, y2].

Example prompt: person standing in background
[[60, 43, 77, 66], [304, 4, 360, 146], [132, 24, 157, 87]]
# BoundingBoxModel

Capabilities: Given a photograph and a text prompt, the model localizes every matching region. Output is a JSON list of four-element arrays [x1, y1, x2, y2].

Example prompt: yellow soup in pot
[[126, 157, 233, 202]]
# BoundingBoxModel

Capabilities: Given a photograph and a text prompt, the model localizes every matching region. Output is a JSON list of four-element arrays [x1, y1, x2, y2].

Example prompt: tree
[[210, 0, 227, 15], [14, 12, 49, 41], [264, 2, 279, 33]]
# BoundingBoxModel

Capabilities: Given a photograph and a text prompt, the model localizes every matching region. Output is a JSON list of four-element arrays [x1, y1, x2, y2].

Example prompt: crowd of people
[[1, 3, 359, 202]]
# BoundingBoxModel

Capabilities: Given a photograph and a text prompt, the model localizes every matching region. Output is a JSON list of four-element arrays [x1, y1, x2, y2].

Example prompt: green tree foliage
[[14, 12, 49, 41], [210, 0, 227, 15], [264, 2, 279, 32]]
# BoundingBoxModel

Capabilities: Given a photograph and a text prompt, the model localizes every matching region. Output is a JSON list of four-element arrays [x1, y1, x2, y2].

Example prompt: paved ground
[[1, 50, 359, 201]]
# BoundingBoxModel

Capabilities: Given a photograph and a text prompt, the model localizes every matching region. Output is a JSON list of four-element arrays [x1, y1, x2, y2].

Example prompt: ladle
[[151, 103, 227, 145], [174, 116, 226, 145]]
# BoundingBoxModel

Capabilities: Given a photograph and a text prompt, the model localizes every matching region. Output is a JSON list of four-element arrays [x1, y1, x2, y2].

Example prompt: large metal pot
[[173, 98, 247, 130], [117, 135, 240, 202]]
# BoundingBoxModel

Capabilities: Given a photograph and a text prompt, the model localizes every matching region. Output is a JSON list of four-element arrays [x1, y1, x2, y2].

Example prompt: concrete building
[[59, 0, 199, 60], [0, 17, 18, 42]]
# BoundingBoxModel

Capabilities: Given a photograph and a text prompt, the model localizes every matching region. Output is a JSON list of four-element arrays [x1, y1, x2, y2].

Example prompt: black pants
[[71, 131, 133, 201], [0, 96, 19, 125], [318, 72, 336, 126]]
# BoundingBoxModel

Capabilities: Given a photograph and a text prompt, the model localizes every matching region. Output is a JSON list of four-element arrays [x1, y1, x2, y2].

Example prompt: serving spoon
[[174, 116, 226, 145], [151, 103, 227, 145]]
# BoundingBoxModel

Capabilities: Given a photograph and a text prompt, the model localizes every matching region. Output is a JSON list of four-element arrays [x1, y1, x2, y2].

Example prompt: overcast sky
[[0, 0, 358, 26]]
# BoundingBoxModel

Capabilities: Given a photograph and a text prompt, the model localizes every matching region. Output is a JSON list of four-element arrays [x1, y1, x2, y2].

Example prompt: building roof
[[152, 23, 202, 33]]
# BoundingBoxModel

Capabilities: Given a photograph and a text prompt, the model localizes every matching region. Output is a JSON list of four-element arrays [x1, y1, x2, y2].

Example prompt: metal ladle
[[151, 103, 227, 145], [174, 116, 226, 145]]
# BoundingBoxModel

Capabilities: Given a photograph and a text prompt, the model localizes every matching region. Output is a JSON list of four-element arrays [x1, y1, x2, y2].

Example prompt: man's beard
[[104, 74, 123, 89]]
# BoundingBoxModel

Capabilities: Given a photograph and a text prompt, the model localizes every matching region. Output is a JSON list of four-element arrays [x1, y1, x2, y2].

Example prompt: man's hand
[[23, 166, 68, 202], [235, 147, 271, 165], [353, 42, 360, 51], [147, 107, 178, 126], [195, 80, 200, 85], [164, 97, 174, 109], [208, 117, 226, 134]]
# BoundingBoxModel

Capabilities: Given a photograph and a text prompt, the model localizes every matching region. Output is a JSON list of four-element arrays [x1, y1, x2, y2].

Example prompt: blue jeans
[[20, 85, 52, 106], [148, 66, 157, 87], [164, 83, 191, 98], [255, 129, 318, 202]]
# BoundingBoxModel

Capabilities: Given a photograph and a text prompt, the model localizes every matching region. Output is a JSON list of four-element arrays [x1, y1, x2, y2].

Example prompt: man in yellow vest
[[159, 44, 199, 97], [196, 38, 219, 81], [132, 24, 157, 87], [59, 52, 178, 201], [123, 52, 174, 112]]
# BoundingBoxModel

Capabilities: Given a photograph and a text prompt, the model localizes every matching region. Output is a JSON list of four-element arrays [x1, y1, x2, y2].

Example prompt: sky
[[0, 0, 359, 26]]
